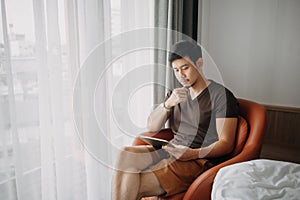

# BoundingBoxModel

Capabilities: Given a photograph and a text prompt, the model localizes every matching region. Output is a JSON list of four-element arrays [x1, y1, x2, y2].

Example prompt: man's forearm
[[147, 103, 171, 132], [162, 137, 234, 161], [198, 140, 234, 159]]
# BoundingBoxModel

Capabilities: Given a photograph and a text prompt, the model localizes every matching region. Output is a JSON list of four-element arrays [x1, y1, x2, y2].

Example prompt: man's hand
[[163, 144, 199, 161], [164, 87, 189, 109]]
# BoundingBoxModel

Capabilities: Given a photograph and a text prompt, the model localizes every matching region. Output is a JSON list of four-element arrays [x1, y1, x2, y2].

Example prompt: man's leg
[[112, 146, 164, 200], [137, 171, 165, 199]]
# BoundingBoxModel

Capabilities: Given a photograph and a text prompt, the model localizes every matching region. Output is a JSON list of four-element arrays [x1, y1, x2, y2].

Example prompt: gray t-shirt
[[167, 80, 239, 148]]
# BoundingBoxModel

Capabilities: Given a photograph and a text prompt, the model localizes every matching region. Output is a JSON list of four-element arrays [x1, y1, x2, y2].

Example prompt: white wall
[[201, 0, 300, 107]]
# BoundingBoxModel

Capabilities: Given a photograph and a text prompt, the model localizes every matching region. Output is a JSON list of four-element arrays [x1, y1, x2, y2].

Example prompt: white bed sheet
[[212, 159, 300, 200]]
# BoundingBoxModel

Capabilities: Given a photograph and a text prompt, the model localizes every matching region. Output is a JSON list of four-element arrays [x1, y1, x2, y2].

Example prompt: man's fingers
[[176, 94, 187, 100], [174, 87, 189, 94], [165, 87, 189, 107], [174, 91, 188, 100], [178, 96, 188, 102]]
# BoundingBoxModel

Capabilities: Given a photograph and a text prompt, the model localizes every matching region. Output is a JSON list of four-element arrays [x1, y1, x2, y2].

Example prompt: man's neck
[[189, 78, 211, 100]]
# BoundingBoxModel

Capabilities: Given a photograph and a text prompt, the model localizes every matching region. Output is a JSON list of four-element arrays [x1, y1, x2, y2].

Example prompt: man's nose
[[179, 69, 186, 77]]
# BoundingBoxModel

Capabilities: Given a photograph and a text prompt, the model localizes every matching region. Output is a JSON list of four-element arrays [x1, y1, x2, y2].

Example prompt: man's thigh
[[116, 145, 159, 172]]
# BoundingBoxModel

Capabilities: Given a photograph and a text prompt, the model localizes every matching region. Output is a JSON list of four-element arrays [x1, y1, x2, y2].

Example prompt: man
[[112, 40, 239, 200]]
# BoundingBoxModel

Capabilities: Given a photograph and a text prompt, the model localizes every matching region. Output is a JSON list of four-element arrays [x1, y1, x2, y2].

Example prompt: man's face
[[171, 57, 201, 87]]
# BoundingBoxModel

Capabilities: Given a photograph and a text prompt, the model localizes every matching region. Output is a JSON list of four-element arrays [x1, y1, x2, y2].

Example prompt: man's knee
[[115, 146, 154, 172], [116, 146, 137, 161], [121, 145, 154, 153], [121, 146, 135, 152]]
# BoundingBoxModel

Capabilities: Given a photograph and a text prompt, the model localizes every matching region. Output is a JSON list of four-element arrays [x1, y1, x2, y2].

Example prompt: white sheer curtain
[[0, 0, 154, 199]]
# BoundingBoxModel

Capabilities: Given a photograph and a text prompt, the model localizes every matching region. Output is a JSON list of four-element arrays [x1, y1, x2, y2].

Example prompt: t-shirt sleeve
[[215, 88, 239, 118]]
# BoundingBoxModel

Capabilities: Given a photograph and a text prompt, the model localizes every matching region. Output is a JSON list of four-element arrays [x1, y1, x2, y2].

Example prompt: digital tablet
[[138, 135, 173, 148]]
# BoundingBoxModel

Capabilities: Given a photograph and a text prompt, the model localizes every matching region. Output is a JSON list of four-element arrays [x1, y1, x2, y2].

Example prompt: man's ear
[[196, 58, 203, 68]]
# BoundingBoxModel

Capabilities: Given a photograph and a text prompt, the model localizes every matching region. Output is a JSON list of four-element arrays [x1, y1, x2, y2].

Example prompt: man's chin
[[180, 81, 189, 86]]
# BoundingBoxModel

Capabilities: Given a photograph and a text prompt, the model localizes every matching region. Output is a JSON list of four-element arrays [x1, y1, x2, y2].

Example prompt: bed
[[211, 159, 300, 200]]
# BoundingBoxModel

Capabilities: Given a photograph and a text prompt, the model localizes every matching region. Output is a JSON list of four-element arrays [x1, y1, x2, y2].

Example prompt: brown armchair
[[132, 98, 267, 200]]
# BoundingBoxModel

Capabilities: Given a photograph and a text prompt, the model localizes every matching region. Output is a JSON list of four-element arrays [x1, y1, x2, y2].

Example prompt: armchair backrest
[[236, 98, 267, 159]]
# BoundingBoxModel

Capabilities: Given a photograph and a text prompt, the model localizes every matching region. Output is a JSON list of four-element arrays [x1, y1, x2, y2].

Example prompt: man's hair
[[168, 40, 202, 65]]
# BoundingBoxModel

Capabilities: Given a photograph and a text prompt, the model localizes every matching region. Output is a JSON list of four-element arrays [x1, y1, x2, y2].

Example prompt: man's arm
[[147, 87, 189, 132], [147, 104, 171, 132], [164, 117, 238, 161], [198, 117, 238, 158]]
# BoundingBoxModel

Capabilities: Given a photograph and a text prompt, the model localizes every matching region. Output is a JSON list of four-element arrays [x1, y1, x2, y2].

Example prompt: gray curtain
[[153, 0, 201, 105]]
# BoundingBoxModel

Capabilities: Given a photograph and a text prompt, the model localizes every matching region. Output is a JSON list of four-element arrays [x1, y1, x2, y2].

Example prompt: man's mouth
[[179, 79, 192, 88], [180, 78, 189, 84]]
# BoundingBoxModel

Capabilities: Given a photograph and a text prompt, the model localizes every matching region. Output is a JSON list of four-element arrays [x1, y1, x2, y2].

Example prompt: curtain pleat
[[32, 0, 57, 199], [45, 0, 67, 199], [1, 0, 24, 199]]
